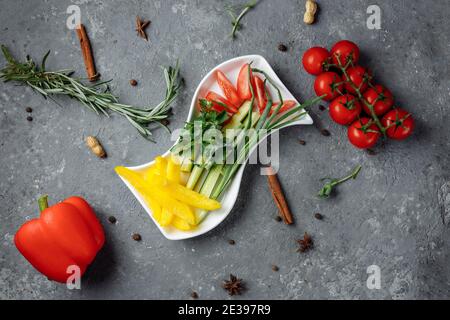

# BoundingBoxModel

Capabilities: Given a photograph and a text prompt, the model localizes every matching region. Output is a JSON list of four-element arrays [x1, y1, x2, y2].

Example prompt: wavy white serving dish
[[117, 55, 313, 240]]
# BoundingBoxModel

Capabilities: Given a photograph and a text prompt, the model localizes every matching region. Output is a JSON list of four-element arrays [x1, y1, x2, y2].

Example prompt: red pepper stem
[[38, 195, 49, 212]]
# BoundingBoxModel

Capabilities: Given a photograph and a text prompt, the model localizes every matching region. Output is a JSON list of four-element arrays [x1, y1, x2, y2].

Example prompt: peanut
[[86, 135, 106, 158], [304, 0, 318, 25]]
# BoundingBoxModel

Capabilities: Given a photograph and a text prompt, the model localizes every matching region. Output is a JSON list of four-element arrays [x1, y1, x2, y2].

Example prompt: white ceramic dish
[[117, 55, 313, 240]]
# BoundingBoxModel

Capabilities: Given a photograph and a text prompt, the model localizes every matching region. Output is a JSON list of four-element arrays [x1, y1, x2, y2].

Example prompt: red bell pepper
[[14, 195, 105, 283]]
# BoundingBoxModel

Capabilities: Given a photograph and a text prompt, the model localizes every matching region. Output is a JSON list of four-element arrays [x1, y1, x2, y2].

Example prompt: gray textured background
[[1, 0, 449, 299]]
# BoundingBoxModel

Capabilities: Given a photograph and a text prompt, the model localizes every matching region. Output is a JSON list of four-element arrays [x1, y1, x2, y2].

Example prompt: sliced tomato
[[216, 70, 242, 108], [253, 75, 271, 114], [270, 100, 297, 115], [236, 64, 255, 101], [205, 91, 238, 114]]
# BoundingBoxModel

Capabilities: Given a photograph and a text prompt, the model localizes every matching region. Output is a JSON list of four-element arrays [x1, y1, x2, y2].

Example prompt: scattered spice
[[161, 119, 170, 126], [266, 166, 294, 225], [190, 291, 198, 299], [25, 107, 33, 113], [135, 16, 151, 41], [320, 129, 330, 136], [274, 216, 282, 222], [132, 233, 142, 241], [75, 24, 99, 82], [277, 43, 288, 52], [314, 213, 323, 220], [228, 239, 235, 245], [222, 274, 245, 296], [271, 265, 279, 272], [297, 232, 313, 252], [85, 136, 106, 158], [366, 148, 377, 156], [318, 105, 326, 111], [129, 79, 138, 86], [318, 165, 362, 198], [108, 216, 117, 224], [26, 116, 33, 122], [298, 139, 306, 145]]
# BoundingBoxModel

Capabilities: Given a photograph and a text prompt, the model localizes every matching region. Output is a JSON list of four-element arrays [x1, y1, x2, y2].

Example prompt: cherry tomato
[[381, 108, 414, 140], [362, 84, 394, 116], [329, 94, 361, 125], [205, 91, 238, 114], [314, 71, 344, 101], [253, 75, 271, 114], [345, 65, 371, 94], [236, 63, 255, 101], [216, 70, 242, 109], [270, 100, 297, 115], [302, 47, 330, 75], [347, 117, 380, 149], [331, 40, 360, 67]]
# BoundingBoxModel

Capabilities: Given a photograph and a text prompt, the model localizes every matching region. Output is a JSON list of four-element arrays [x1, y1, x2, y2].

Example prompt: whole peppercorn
[[191, 291, 198, 299], [25, 107, 33, 113], [228, 239, 235, 245], [108, 216, 117, 224], [314, 213, 323, 220], [321, 129, 330, 136], [26, 116, 33, 122], [298, 139, 306, 145], [129, 79, 138, 86], [271, 265, 279, 272], [132, 233, 142, 241], [277, 43, 288, 52], [318, 105, 326, 111], [274, 216, 282, 222]]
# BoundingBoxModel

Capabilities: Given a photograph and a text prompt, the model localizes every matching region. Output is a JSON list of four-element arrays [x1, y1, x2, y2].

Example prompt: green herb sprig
[[318, 165, 362, 198], [0, 45, 181, 141], [226, 0, 258, 39]]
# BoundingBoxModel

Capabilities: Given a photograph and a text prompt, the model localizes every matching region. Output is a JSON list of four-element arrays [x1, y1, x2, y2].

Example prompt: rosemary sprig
[[226, 0, 258, 39], [0, 45, 181, 141], [318, 165, 362, 198]]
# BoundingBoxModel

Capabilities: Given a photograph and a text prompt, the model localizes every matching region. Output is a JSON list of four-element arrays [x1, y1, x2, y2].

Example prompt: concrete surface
[[1, 0, 449, 299]]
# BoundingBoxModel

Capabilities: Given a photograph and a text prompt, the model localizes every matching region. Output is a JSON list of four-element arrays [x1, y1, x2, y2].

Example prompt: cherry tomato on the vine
[[331, 40, 360, 67], [362, 84, 394, 116], [329, 94, 362, 125], [314, 71, 344, 101], [345, 65, 371, 95], [347, 117, 380, 149], [302, 47, 330, 75], [381, 108, 414, 140]]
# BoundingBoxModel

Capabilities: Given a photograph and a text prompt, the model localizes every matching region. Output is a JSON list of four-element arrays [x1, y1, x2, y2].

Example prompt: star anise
[[297, 232, 313, 252], [135, 16, 151, 41], [222, 274, 245, 296]]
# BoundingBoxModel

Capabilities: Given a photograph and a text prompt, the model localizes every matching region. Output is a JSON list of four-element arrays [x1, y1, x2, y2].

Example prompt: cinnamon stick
[[266, 166, 294, 225], [76, 24, 99, 82]]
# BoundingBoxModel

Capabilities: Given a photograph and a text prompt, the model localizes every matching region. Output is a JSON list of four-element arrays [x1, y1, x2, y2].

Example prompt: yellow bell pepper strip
[[143, 166, 157, 182], [160, 208, 174, 226], [171, 216, 194, 231], [143, 194, 164, 224], [167, 156, 181, 183], [115, 166, 196, 225], [155, 156, 167, 175], [145, 173, 221, 211]]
